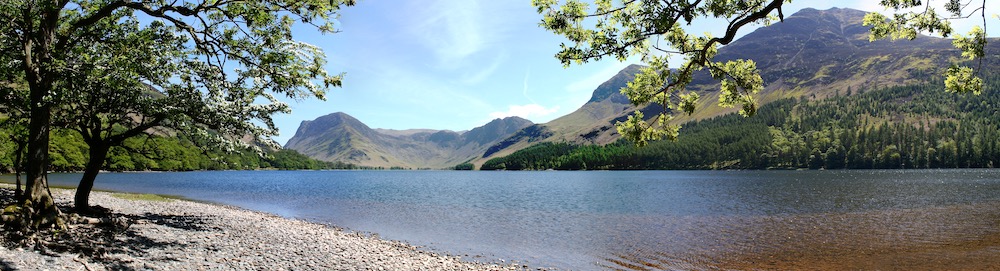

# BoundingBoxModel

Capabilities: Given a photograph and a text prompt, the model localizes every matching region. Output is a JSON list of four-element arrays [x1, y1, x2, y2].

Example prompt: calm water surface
[[7, 169, 1000, 269]]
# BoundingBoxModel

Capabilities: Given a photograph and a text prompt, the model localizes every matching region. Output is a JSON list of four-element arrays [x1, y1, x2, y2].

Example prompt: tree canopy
[[482, 78, 1000, 170], [533, 0, 788, 146], [534, 0, 992, 146], [864, 0, 990, 94], [1, 0, 353, 228]]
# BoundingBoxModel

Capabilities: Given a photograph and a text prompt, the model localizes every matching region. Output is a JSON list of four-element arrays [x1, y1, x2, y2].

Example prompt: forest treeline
[[482, 80, 1000, 170], [0, 130, 360, 173]]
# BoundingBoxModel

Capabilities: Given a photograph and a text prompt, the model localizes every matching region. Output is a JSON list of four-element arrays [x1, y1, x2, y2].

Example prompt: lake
[[6, 169, 1000, 269]]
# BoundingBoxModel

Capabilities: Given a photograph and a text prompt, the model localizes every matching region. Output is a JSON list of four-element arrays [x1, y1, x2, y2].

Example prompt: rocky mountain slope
[[284, 112, 532, 168], [287, 8, 996, 169], [471, 7, 988, 166]]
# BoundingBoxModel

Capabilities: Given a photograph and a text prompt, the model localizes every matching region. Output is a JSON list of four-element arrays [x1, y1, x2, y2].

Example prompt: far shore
[[0, 184, 528, 270]]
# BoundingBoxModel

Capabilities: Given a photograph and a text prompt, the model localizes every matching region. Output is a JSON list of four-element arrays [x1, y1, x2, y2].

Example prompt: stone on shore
[[0, 187, 527, 270]]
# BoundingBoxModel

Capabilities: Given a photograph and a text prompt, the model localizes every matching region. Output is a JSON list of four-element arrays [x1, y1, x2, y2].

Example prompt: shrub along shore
[[0, 185, 528, 270]]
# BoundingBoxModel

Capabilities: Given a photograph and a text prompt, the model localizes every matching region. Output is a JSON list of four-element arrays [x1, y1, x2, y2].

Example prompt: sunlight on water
[[7, 169, 999, 270]]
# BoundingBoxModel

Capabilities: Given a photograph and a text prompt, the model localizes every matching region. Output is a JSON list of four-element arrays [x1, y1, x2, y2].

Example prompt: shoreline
[[5, 171, 999, 270], [0, 185, 529, 270]]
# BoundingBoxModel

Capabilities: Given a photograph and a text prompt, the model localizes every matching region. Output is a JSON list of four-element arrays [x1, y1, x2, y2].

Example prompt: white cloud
[[489, 104, 561, 119], [403, 0, 521, 67], [417, 1, 483, 62]]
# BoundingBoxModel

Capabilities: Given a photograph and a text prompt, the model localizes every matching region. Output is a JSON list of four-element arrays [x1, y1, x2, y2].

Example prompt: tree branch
[[704, 0, 784, 50], [107, 114, 166, 144], [56, 0, 127, 52]]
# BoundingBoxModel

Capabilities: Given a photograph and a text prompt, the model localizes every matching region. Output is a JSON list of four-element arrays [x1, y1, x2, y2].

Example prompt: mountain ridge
[[284, 112, 532, 168], [469, 7, 982, 167], [287, 7, 995, 169]]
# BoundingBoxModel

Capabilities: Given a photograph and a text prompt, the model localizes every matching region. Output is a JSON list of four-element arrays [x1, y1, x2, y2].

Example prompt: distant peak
[[484, 116, 533, 126], [312, 111, 354, 121], [500, 116, 530, 122], [789, 7, 868, 17], [305, 112, 367, 130], [586, 64, 645, 103], [324, 111, 352, 117], [624, 64, 645, 70]]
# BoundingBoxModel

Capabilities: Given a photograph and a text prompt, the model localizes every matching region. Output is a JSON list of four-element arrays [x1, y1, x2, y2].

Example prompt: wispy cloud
[[489, 104, 561, 119], [522, 69, 535, 103], [404, 0, 493, 66], [461, 52, 507, 84]]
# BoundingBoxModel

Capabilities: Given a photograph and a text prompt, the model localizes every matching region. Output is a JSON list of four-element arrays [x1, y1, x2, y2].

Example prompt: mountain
[[473, 7, 987, 166], [287, 8, 995, 169], [480, 78, 1000, 170], [284, 112, 532, 168], [703, 8, 953, 89]]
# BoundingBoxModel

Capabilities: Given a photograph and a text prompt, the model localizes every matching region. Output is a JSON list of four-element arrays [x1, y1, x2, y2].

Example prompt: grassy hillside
[[285, 112, 533, 169], [472, 8, 984, 165], [481, 78, 1000, 170]]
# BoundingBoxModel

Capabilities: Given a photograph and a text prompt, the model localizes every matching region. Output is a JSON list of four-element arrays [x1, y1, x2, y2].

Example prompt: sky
[[273, 0, 999, 145]]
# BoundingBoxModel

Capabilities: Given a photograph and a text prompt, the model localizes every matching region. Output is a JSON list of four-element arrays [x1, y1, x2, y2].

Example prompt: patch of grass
[[859, 55, 890, 71], [111, 193, 175, 202]]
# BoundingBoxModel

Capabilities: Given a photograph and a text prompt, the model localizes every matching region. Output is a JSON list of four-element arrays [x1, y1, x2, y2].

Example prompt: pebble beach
[[0, 186, 528, 270]]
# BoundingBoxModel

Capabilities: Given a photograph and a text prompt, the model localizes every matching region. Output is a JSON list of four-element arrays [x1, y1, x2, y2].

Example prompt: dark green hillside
[[0, 128, 357, 173], [482, 79, 1000, 170]]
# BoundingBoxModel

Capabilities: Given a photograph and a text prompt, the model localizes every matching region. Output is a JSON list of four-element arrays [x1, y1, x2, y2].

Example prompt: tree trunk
[[14, 141, 25, 201], [22, 100, 62, 229], [11, 0, 64, 230], [75, 143, 109, 213]]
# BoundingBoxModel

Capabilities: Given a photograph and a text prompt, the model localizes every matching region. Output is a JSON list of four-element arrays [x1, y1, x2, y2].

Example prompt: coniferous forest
[[482, 79, 1000, 170], [9, 79, 1000, 173]]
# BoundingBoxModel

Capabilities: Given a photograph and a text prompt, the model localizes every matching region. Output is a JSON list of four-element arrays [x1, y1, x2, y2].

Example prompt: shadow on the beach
[[0, 188, 216, 270], [0, 259, 15, 271], [127, 212, 216, 232], [43, 207, 197, 270], [39, 227, 186, 271], [0, 188, 15, 207]]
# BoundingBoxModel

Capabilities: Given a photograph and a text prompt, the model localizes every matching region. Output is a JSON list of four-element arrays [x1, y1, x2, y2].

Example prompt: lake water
[[6, 169, 1000, 269]]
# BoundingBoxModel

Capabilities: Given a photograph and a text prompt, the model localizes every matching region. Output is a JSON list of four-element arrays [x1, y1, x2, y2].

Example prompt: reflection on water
[[601, 201, 1000, 270], [4, 169, 999, 270]]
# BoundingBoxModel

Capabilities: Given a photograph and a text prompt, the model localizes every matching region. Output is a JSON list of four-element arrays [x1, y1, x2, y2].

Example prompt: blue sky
[[274, 0, 999, 145]]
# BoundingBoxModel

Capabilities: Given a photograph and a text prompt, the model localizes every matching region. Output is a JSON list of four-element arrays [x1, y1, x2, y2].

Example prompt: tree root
[[3, 204, 132, 260], [73, 256, 95, 271]]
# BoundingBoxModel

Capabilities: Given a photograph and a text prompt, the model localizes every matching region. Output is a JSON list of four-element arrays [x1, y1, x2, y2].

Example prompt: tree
[[0, 120, 28, 201], [453, 162, 475, 170], [825, 145, 846, 169], [808, 148, 824, 169], [533, 0, 788, 146], [534, 0, 991, 146], [1, 0, 352, 228], [864, 0, 991, 95], [0, 73, 29, 201]]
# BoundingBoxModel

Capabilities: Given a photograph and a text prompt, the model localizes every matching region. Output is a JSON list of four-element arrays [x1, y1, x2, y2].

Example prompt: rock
[[0, 186, 529, 271]]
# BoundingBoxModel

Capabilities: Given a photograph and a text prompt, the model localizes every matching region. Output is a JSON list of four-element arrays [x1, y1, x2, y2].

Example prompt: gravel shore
[[0, 186, 529, 270]]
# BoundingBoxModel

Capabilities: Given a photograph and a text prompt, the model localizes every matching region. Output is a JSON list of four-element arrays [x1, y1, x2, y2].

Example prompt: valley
[[286, 8, 1000, 170]]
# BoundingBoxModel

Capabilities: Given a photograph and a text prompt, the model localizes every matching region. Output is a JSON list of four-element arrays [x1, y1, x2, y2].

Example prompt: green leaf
[[944, 66, 983, 95]]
